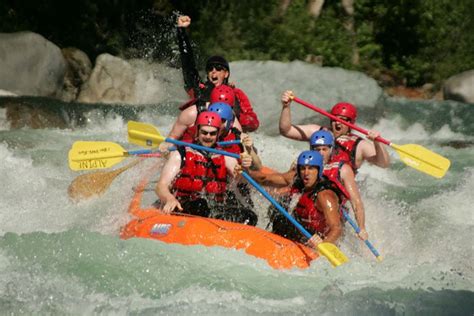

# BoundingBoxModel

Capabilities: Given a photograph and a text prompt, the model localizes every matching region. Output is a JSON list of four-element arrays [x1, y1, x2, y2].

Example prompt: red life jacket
[[220, 127, 243, 155], [323, 162, 350, 201], [180, 125, 197, 143], [330, 133, 363, 172], [290, 180, 338, 236], [172, 146, 228, 202]]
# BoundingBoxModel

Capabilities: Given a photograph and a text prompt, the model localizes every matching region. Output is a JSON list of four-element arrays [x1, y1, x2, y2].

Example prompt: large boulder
[[443, 70, 474, 104], [0, 32, 66, 97], [60, 47, 92, 102], [77, 54, 137, 104], [77, 53, 187, 105]]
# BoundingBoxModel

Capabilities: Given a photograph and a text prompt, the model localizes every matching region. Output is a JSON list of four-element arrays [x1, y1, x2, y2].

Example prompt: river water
[[0, 61, 473, 315]]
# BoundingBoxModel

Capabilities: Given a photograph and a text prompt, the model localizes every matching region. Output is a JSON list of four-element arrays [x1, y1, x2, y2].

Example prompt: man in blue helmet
[[249, 150, 342, 246], [208, 102, 262, 214], [251, 130, 369, 241], [208, 102, 262, 170], [310, 130, 369, 241]]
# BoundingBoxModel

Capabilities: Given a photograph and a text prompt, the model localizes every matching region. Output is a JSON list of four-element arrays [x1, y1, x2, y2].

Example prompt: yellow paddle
[[67, 160, 141, 201], [292, 97, 451, 178], [68, 141, 156, 171]]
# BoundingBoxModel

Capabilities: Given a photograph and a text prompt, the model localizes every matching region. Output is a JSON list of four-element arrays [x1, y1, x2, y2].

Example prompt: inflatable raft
[[120, 164, 318, 269]]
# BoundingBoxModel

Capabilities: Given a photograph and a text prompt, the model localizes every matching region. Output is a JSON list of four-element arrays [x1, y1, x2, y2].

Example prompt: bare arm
[[248, 168, 295, 187], [155, 151, 183, 213], [340, 163, 368, 240], [316, 189, 342, 244], [279, 90, 321, 140], [225, 156, 239, 177]]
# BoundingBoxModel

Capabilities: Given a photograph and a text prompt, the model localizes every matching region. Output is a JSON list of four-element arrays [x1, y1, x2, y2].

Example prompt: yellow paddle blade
[[391, 143, 451, 179], [127, 121, 165, 149], [68, 160, 141, 201], [68, 141, 126, 171], [317, 242, 349, 267]]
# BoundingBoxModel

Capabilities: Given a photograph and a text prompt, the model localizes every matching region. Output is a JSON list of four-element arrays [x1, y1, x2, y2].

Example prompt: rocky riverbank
[[1, 31, 473, 105]]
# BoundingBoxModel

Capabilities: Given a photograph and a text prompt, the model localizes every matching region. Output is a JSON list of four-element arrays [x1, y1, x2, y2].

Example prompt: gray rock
[[443, 70, 474, 104], [77, 53, 187, 105], [77, 53, 137, 104], [0, 32, 66, 97], [60, 47, 92, 101]]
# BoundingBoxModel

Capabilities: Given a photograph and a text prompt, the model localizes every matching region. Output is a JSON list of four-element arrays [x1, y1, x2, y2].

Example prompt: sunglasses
[[206, 64, 226, 72], [199, 129, 218, 136], [331, 116, 351, 123]]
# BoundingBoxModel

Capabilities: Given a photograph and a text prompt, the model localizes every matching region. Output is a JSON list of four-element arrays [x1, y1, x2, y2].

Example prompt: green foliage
[[1, 0, 473, 86]]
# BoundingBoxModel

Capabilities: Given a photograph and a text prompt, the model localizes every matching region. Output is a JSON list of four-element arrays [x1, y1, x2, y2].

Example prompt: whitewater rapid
[[0, 60, 472, 314]]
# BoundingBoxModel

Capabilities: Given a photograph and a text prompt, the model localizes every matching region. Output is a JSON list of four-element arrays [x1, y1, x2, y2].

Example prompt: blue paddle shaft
[[241, 171, 313, 239], [127, 149, 153, 155], [342, 210, 381, 258], [165, 140, 241, 152], [165, 138, 240, 159], [217, 139, 241, 146]]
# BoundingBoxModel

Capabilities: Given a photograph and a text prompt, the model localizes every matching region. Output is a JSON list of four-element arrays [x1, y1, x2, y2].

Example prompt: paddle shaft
[[126, 140, 239, 158], [292, 97, 391, 146], [241, 171, 312, 239], [165, 137, 240, 159], [164, 140, 241, 152], [341, 209, 381, 259]]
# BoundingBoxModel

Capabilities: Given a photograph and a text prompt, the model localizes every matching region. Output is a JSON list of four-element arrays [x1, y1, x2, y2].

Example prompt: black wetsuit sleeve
[[176, 27, 202, 94]]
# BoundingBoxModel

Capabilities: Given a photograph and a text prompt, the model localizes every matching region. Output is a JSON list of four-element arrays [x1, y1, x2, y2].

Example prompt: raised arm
[[279, 90, 321, 140], [176, 15, 202, 94]]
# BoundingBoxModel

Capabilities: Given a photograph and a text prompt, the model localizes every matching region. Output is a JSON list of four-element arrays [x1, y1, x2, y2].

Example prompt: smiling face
[[298, 165, 319, 189], [331, 115, 351, 138], [197, 125, 219, 147], [206, 64, 229, 86]]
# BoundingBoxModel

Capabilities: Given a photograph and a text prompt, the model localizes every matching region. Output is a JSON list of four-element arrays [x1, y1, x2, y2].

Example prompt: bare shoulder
[[340, 163, 354, 177], [356, 138, 376, 155], [166, 150, 182, 164], [179, 106, 198, 124], [318, 188, 338, 201]]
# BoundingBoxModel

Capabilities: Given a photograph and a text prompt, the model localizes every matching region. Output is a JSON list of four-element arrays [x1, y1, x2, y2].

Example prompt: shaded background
[[1, 0, 473, 87]]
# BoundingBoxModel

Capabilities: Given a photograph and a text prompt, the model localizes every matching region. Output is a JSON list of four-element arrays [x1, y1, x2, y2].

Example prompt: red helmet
[[210, 85, 235, 107], [196, 111, 222, 129], [330, 102, 357, 122]]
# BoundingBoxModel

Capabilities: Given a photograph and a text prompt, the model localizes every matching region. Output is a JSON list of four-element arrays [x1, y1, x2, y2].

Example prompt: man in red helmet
[[168, 84, 243, 145], [175, 15, 259, 133], [278, 90, 390, 171], [156, 111, 258, 225]]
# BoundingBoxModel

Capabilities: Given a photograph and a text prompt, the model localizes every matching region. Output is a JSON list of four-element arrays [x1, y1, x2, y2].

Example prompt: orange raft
[[120, 166, 318, 269]]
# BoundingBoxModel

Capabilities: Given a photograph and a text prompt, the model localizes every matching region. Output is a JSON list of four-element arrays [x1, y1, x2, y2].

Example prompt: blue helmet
[[310, 130, 334, 148], [208, 102, 234, 130], [297, 150, 324, 179]]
